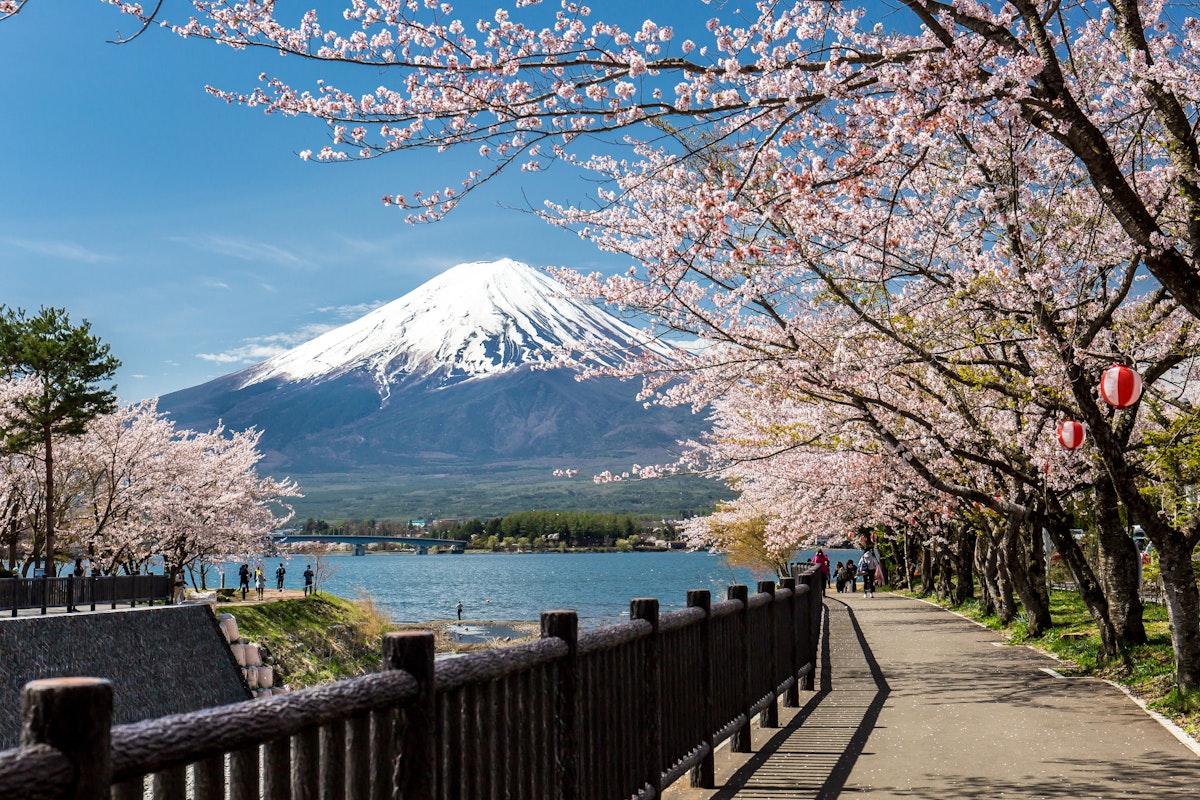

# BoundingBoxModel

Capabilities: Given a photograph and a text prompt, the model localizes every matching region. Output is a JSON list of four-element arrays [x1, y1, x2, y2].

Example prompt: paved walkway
[[666, 591, 1200, 799]]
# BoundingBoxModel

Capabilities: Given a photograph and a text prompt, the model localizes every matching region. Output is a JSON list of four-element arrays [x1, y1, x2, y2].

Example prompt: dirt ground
[[395, 619, 542, 654], [213, 588, 309, 604]]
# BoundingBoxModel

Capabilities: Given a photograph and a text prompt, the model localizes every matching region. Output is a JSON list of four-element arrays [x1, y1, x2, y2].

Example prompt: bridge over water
[[271, 533, 466, 555]]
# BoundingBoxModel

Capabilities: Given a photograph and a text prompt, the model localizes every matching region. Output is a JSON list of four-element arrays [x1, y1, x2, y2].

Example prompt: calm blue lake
[[222, 552, 781, 626]]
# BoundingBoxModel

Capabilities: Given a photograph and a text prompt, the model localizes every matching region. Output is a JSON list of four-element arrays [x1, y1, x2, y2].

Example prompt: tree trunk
[[1027, 525, 1051, 618], [1151, 534, 1200, 692], [1042, 515, 1120, 657], [1093, 479, 1147, 646], [991, 527, 1018, 624], [42, 422, 55, 575], [974, 532, 997, 616], [954, 527, 976, 605], [1002, 517, 1052, 636], [920, 543, 934, 595], [937, 544, 954, 601]]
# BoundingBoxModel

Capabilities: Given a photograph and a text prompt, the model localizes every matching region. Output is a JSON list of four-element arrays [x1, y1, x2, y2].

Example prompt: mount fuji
[[158, 260, 708, 512]]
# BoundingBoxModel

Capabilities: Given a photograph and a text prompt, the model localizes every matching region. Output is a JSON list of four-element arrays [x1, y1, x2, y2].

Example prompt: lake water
[[224, 552, 781, 626]]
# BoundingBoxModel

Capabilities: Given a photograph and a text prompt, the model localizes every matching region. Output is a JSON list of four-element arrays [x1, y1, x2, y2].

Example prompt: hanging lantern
[[1098, 364, 1142, 409], [1057, 420, 1086, 450]]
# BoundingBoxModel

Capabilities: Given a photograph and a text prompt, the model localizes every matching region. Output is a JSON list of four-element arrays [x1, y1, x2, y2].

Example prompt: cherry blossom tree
[[148, 423, 300, 581], [90, 1, 1200, 683], [106, 0, 1200, 324], [0, 382, 301, 579]]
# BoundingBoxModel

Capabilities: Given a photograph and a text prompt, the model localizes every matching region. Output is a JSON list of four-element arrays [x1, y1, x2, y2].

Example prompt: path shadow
[[815, 598, 890, 799], [710, 598, 890, 799]]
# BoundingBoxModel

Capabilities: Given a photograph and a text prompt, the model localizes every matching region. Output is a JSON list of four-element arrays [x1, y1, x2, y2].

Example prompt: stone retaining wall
[[0, 604, 250, 749]]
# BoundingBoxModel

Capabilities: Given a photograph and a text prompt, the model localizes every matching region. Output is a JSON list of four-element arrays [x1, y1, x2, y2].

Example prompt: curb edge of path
[[906, 592, 1200, 757]]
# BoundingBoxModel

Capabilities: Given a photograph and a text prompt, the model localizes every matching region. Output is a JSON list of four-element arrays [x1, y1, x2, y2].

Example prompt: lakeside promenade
[[667, 592, 1200, 799]]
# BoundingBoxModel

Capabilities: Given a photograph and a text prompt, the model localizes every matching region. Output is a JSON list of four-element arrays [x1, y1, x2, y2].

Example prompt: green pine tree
[[0, 307, 120, 574]]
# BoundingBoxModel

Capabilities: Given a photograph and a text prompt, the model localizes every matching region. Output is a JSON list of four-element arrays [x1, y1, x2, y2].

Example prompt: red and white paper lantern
[[1098, 364, 1143, 409], [1056, 420, 1086, 450]]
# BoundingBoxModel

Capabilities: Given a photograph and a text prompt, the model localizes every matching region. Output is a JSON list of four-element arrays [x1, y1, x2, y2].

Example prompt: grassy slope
[[228, 594, 391, 688], [227, 594, 539, 689], [907, 588, 1199, 738]]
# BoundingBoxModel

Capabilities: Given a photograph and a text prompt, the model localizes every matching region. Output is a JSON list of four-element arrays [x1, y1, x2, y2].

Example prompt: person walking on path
[[238, 563, 250, 600], [457, 600, 463, 620], [814, 548, 831, 593], [254, 567, 265, 600], [847, 559, 858, 592], [275, 563, 286, 592], [858, 550, 877, 597], [172, 568, 187, 604], [303, 564, 314, 597], [835, 561, 848, 593], [67, 558, 86, 612]]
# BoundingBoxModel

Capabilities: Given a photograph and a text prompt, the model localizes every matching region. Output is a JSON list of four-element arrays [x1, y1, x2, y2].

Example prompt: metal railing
[[0, 568, 825, 800], [0, 575, 172, 616]]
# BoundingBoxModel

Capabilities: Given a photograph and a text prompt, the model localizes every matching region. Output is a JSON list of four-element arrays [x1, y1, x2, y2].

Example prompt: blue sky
[[1, 2, 626, 401]]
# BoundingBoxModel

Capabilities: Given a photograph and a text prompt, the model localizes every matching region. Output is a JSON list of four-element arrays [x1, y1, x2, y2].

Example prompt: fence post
[[797, 571, 816, 691], [757, 581, 778, 728], [384, 631, 436, 800], [542, 610, 579, 800], [631, 598, 662, 798], [809, 570, 823, 685], [727, 584, 752, 753], [40, 575, 48, 615], [780, 577, 800, 708], [21, 677, 113, 800], [687, 589, 714, 789]]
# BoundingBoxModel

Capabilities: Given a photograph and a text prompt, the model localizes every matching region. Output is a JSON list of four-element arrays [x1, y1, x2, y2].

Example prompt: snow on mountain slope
[[240, 259, 674, 396]]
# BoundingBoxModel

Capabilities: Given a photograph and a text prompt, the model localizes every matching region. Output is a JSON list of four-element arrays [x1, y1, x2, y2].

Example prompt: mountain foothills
[[158, 260, 721, 518]]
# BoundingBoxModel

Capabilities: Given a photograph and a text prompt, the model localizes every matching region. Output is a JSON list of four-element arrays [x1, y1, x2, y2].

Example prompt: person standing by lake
[[238, 563, 250, 600], [275, 563, 286, 592], [255, 567, 265, 600], [172, 568, 187, 604], [303, 564, 314, 596], [813, 548, 831, 593]]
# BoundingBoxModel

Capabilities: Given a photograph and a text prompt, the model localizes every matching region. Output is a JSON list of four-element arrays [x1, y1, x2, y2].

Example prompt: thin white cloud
[[1, 237, 111, 264], [316, 301, 385, 319], [171, 235, 308, 267], [196, 322, 338, 365]]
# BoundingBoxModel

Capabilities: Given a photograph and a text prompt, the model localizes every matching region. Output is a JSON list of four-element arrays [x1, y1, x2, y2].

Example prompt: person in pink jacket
[[813, 548, 831, 594]]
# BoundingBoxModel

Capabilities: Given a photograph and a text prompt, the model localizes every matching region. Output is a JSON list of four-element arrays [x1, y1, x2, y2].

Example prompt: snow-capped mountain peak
[[239, 259, 670, 394]]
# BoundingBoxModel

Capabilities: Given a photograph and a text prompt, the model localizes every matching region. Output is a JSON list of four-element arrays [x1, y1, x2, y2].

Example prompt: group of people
[[236, 562, 316, 599], [813, 548, 880, 597], [833, 559, 860, 593]]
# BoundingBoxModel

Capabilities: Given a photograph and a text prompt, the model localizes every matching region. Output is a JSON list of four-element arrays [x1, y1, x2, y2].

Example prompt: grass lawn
[[903, 588, 1200, 739]]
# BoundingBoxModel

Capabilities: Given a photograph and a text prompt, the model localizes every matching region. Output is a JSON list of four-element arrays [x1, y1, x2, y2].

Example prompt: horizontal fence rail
[[1, 575, 172, 616], [1, 567, 825, 800]]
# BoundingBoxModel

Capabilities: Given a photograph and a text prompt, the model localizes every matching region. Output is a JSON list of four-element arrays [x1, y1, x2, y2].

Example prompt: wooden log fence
[[0, 566, 825, 800]]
